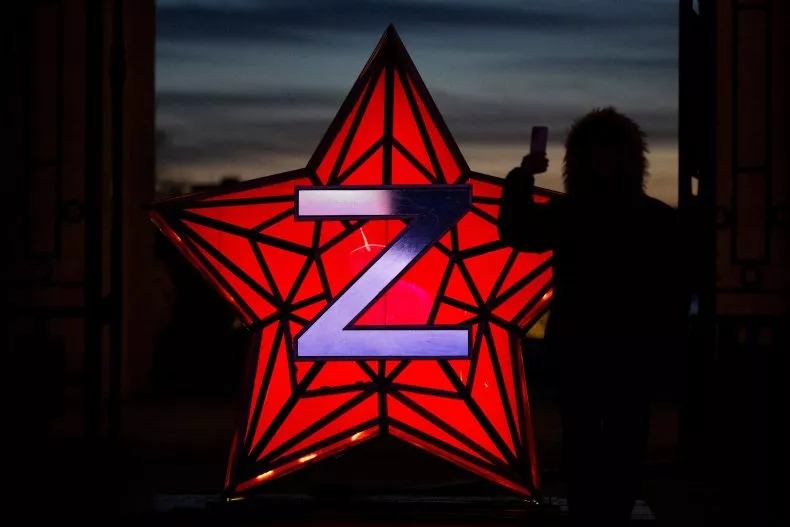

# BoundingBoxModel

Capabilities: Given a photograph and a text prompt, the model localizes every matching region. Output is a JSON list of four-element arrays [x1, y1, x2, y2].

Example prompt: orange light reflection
[[255, 470, 275, 481], [298, 453, 317, 463], [233, 428, 378, 495]]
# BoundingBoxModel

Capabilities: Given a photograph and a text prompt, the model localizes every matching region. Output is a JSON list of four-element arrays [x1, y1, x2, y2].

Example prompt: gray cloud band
[[157, 0, 676, 44], [156, 89, 677, 169]]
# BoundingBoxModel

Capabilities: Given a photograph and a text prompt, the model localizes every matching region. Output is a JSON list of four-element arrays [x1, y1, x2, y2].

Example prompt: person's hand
[[520, 152, 549, 175]]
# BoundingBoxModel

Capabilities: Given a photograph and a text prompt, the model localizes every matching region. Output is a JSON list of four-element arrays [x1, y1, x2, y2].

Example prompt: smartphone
[[530, 125, 549, 154]]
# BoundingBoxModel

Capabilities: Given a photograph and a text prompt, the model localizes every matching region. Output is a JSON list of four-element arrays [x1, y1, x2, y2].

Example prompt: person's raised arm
[[498, 152, 559, 253]]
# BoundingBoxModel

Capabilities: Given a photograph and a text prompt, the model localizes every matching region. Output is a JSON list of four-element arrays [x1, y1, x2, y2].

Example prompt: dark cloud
[[157, 117, 323, 166], [156, 89, 346, 110], [436, 94, 676, 146], [157, 0, 676, 45], [493, 55, 678, 76], [157, 88, 676, 169]]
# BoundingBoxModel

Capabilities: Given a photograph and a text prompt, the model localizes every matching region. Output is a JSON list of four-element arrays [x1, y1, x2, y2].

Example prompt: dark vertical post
[[678, 0, 693, 212], [84, 0, 104, 439], [677, 0, 696, 461], [695, 0, 718, 467], [109, 0, 126, 441]]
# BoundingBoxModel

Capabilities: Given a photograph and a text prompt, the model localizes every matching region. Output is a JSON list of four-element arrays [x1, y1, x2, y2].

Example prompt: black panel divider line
[[395, 66, 445, 183], [284, 256, 316, 305], [282, 320, 298, 391], [177, 209, 310, 256], [303, 383, 376, 398], [382, 61, 394, 185], [488, 313, 522, 334], [393, 139, 438, 183], [318, 220, 367, 254], [469, 205, 500, 225], [457, 240, 508, 261], [379, 360, 388, 433], [248, 419, 379, 479], [314, 256, 334, 302], [472, 196, 502, 205], [328, 62, 383, 184], [357, 360, 380, 382], [289, 293, 326, 312], [252, 207, 295, 233], [176, 218, 279, 306], [255, 390, 377, 467], [492, 260, 553, 307], [483, 324, 522, 453], [249, 241, 283, 304], [254, 389, 375, 468], [455, 258, 486, 308], [389, 383, 462, 399], [467, 320, 485, 388], [384, 360, 410, 382], [245, 314, 281, 335], [389, 422, 528, 486], [311, 221, 322, 254], [450, 225, 460, 253], [335, 139, 384, 185], [490, 250, 518, 302], [510, 331, 530, 469], [387, 391, 503, 466], [287, 314, 309, 326], [427, 260, 455, 324], [309, 169, 325, 188], [433, 241, 454, 259], [175, 210, 309, 256], [171, 220, 259, 323], [460, 315, 482, 326], [441, 295, 482, 315], [389, 421, 502, 473], [437, 360, 520, 467], [244, 324, 286, 453], [249, 362, 324, 460]]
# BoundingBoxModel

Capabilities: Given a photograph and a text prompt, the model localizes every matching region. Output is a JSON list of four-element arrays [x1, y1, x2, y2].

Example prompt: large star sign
[[150, 26, 558, 498]]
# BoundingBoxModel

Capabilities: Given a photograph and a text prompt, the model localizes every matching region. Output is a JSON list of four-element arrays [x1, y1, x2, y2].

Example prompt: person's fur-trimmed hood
[[562, 107, 649, 197]]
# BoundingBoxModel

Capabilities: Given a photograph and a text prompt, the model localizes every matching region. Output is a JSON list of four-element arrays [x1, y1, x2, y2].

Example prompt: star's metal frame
[[149, 25, 561, 499]]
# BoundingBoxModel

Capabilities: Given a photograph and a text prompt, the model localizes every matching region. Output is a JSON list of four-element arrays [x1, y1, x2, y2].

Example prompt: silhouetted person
[[498, 108, 688, 526]]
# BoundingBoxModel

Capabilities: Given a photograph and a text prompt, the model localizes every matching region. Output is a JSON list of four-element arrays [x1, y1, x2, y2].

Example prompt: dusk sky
[[156, 0, 679, 204]]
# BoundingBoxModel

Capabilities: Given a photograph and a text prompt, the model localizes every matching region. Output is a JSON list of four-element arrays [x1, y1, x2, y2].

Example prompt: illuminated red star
[[150, 26, 558, 498]]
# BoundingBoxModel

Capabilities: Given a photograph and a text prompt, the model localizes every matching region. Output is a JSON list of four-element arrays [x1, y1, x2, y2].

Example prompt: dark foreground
[[25, 396, 762, 526]]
